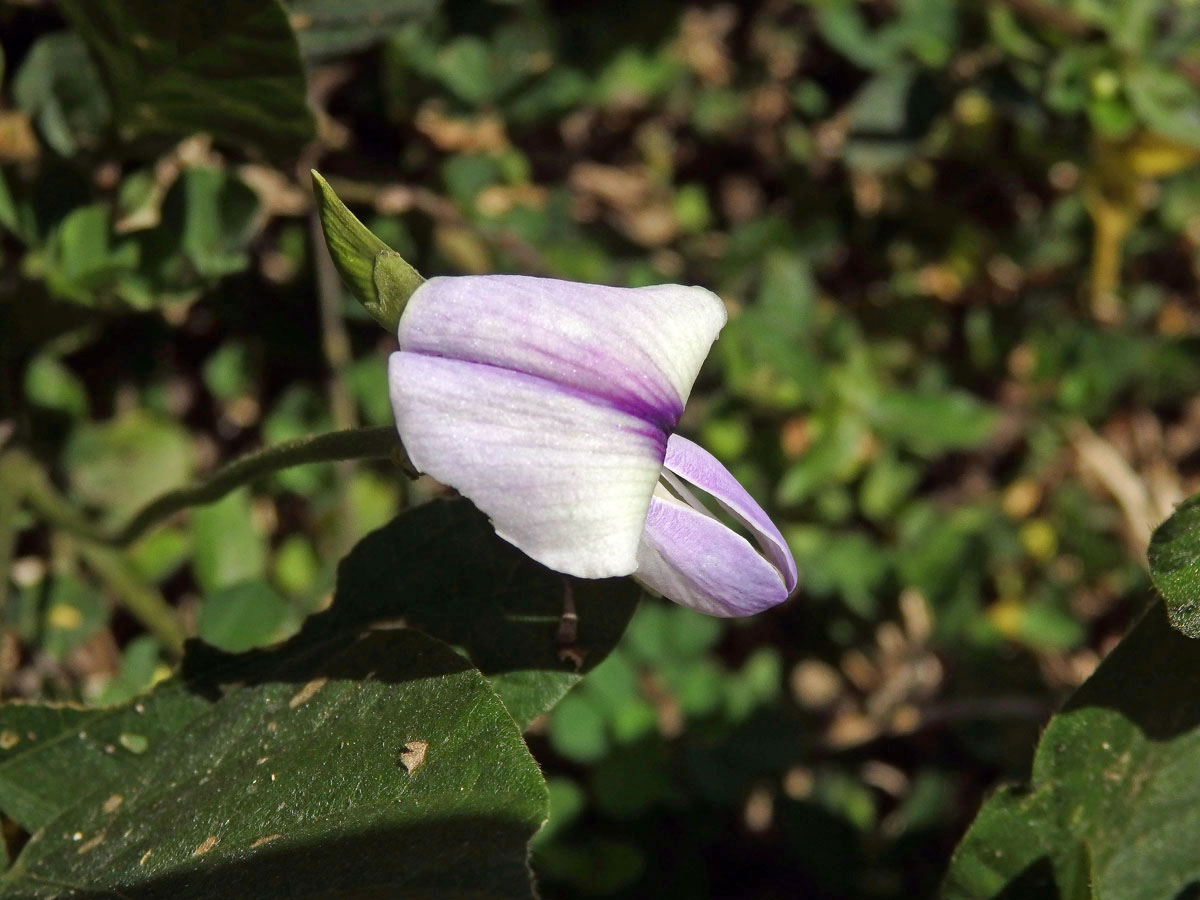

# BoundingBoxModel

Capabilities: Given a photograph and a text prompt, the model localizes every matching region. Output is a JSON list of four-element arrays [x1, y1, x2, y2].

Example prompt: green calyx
[[310, 170, 424, 332]]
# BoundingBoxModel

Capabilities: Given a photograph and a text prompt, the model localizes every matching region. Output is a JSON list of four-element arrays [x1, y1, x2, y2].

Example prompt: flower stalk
[[10, 426, 402, 549]]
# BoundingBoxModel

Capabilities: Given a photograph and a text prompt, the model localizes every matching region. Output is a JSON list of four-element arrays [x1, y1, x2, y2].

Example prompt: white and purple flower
[[388, 274, 797, 617]]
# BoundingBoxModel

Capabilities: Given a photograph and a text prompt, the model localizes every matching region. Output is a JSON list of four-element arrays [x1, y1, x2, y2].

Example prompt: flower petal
[[661, 433, 798, 593], [389, 352, 667, 578], [398, 275, 727, 433], [634, 487, 791, 617]]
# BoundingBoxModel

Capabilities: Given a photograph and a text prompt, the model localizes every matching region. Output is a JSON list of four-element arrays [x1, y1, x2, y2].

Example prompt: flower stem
[[110, 425, 403, 546], [14, 426, 402, 549]]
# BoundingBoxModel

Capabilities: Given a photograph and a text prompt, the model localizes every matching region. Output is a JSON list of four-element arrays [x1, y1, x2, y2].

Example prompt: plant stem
[[76, 542, 186, 657], [0, 453, 25, 615], [310, 208, 361, 556], [16, 426, 402, 549], [111, 425, 402, 547], [10, 452, 187, 656], [10, 426, 402, 657]]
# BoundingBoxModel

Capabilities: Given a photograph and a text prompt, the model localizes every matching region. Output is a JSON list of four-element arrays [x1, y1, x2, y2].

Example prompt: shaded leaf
[[57, 0, 314, 159], [942, 602, 1200, 899], [284, 0, 441, 60], [0, 501, 563, 897], [0, 698, 207, 833], [11, 32, 110, 156]]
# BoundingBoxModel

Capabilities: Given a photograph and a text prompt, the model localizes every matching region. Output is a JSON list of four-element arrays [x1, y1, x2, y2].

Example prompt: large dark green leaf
[[0, 702, 201, 834], [1149, 491, 1200, 637], [56, 0, 314, 158], [942, 601, 1200, 899], [0, 629, 545, 899], [0, 498, 640, 897]]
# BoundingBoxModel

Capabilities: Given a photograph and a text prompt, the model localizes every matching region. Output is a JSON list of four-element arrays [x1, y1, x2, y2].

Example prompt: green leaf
[[0, 703, 148, 832], [283, 0, 440, 60], [1125, 64, 1200, 147], [197, 578, 297, 652], [329, 499, 642, 727], [129, 167, 262, 302], [172, 167, 261, 279], [64, 410, 195, 523], [0, 627, 546, 899], [92, 635, 167, 706], [40, 203, 138, 305], [311, 170, 423, 332], [0, 502, 559, 897], [814, 0, 903, 71], [40, 575, 108, 660], [1149, 491, 1200, 637], [942, 602, 1200, 899], [56, 0, 314, 158], [190, 489, 267, 593], [843, 65, 940, 172], [11, 32, 110, 156], [23, 354, 89, 417], [866, 388, 998, 455]]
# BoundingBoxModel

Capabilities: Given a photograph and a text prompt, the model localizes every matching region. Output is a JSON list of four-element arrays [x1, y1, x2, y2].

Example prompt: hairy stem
[[112, 425, 402, 546], [16, 426, 402, 549]]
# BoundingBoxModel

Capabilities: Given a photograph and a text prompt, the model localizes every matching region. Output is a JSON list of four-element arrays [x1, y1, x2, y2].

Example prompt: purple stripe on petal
[[634, 492, 790, 617], [405, 348, 680, 433], [398, 275, 726, 433], [661, 434, 798, 592]]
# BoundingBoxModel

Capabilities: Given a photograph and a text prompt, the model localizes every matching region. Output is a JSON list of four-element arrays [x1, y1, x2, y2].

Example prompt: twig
[[76, 542, 186, 658], [0, 452, 24, 615], [16, 426, 402, 549], [310, 210, 361, 555]]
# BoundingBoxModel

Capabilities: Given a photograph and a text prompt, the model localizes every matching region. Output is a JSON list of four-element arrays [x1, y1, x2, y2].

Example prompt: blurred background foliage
[[1, 0, 1199, 896]]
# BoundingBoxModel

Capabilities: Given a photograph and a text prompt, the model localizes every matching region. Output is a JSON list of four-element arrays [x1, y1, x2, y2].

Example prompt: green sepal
[[311, 170, 424, 332]]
